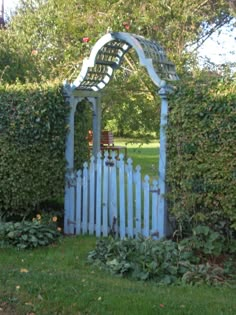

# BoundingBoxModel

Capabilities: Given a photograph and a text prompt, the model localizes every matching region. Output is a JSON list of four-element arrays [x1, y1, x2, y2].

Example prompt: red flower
[[123, 22, 130, 30], [82, 37, 90, 43]]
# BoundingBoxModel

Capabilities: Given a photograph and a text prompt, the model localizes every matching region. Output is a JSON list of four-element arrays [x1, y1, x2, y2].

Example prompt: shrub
[[0, 214, 61, 249], [167, 72, 236, 230], [88, 231, 235, 285], [0, 81, 92, 218], [0, 82, 66, 218]]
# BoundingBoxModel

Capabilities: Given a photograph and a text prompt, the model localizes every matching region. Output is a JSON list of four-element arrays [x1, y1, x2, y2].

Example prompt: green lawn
[[115, 138, 159, 180], [0, 236, 235, 315]]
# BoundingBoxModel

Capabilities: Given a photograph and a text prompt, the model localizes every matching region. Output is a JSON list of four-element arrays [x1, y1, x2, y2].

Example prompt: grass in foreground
[[0, 236, 235, 315]]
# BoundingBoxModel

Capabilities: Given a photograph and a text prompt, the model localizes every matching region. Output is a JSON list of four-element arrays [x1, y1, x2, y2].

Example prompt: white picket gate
[[71, 151, 161, 239]]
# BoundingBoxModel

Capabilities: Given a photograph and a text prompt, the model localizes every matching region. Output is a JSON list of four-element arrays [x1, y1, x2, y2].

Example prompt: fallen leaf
[[20, 268, 29, 273], [25, 302, 34, 306]]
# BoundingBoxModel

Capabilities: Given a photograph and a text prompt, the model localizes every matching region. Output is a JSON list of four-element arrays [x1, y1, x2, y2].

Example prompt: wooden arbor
[[63, 32, 178, 237]]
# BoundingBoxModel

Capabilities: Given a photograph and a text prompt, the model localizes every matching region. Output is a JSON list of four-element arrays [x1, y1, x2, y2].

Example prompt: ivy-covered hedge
[[0, 82, 68, 217], [167, 73, 236, 230]]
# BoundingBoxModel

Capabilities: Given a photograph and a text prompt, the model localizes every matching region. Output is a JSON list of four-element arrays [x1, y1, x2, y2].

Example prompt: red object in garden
[[82, 37, 90, 43], [123, 21, 130, 30], [31, 50, 38, 56]]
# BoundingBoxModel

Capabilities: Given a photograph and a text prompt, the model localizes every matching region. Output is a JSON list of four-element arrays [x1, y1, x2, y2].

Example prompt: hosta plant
[[0, 216, 61, 249]]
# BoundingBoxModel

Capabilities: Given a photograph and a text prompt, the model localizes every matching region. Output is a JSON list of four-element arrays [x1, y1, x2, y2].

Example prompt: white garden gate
[[70, 151, 161, 238], [63, 32, 178, 239]]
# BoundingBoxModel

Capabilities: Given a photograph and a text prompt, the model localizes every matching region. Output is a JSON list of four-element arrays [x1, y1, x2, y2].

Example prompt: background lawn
[[114, 137, 159, 181], [0, 236, 235, 315]]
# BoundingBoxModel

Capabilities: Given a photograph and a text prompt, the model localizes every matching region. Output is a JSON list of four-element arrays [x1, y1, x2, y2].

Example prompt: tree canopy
[[0, 0, 234, 83]]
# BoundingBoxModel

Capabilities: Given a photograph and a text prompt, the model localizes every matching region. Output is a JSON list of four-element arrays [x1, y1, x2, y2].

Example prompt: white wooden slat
[[151, 179, 159, 239], [126, 158, 133, 237], [76, 170, 82, 234], [89, 156, 95, 235], [96, 152, 102, 237], [143, 175, 150, 237], [118, 154, 125, 238], [134, 165, 142, 236], [68, 172, 76, 234], [82, 162, 88, 234], [109, 151, 117, 235], [102, 152, 109, 236]]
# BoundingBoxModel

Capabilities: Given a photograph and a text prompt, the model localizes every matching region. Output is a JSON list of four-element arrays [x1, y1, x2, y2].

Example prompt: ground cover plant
[[0, 236, 236, 315], [0, 214, 61, 249], [88, 228, 236, 286]]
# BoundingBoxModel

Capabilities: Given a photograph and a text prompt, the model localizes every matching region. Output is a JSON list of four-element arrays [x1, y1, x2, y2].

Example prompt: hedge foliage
[[0, 82, 68, 217], [167, 73, 236, 230]]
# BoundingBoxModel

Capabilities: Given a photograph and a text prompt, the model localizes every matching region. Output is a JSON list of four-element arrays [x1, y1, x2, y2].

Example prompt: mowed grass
[[0, 236, 235, 315], [115, 138, 159, 180]]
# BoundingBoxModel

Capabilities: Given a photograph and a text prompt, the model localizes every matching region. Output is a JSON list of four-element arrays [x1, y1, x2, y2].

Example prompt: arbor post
[[64, 90, 76, 234], [157, 83, 169, 238], [89, 96, 101, 158]]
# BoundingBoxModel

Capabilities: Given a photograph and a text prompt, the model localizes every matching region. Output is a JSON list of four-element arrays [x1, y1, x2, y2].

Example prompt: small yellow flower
[[36, 214, 41, 220], [57, 227, 62, 232], [52, 216, 57, 222]]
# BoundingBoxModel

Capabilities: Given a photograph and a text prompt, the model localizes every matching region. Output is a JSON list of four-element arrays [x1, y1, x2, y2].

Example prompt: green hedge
[[0, 82, 68, 217], [167, 72, 236, 230]]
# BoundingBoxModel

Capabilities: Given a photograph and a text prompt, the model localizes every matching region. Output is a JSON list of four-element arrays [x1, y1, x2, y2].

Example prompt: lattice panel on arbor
[[69, 32, 178, 92]]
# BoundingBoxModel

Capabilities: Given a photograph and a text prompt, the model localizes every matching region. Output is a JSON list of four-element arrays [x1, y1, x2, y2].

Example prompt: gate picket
[[143, 175, 150, 237], [126, 158, 133, 237], [134, 165, 142, 236], [95, 152, 102, 237], [89, 156, 95, 235], [151, 179, 159, 238], [82, 162, 88, 234], [76, 169, 82, 234], [102, 152, 109, 236], [109, 151, 117, 235], [118, 154, 125, 239]]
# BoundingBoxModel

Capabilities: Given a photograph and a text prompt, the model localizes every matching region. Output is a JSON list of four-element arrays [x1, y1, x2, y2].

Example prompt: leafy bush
[[179, 225, 224, 258], [0, 81, 92, 218], [0, 82, 68, 217], [88, 231, 235, 285], [0, 216, 61, 249], [167, 72, 236, 230]]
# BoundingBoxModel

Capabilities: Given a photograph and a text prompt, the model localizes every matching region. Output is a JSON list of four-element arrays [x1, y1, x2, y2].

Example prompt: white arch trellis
[[63, 32, 178, 238]]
